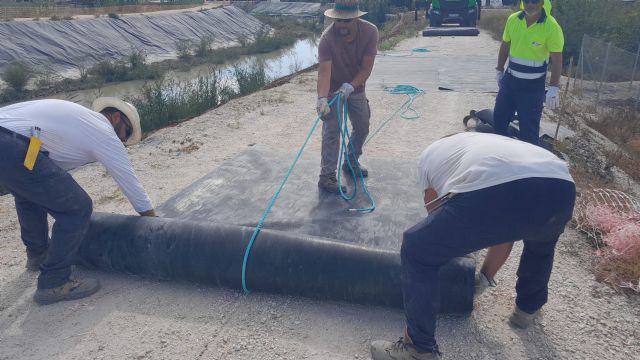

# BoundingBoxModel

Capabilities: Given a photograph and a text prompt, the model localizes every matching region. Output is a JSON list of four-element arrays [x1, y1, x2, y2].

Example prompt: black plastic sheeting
[[422, 27, 480, 37], [232, 1, 323, 17], [76, 146, 475, 312], [77, 213, 474, 312], [0, 6, 265, 74]]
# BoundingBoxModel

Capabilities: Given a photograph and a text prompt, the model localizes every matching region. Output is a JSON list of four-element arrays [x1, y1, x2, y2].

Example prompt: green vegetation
[[89, 50, 161, 82], [130, 61, 269, 133], [554, 0, 640, 63], [361, 0, 391, 27], [478, 1, 640, 65], [1, 62, 32, 94], [234, 61, 269, 96], [107, 13, 120, 19], [378, 11, 428, 51]]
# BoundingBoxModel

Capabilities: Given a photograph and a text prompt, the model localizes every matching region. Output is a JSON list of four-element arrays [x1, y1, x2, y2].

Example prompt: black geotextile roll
[[422, 27, 480, 37], [76, 212, 475, 313]]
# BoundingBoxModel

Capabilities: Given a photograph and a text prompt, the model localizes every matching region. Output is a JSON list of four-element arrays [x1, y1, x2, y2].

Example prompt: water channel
[[51, 37, 319, 108]]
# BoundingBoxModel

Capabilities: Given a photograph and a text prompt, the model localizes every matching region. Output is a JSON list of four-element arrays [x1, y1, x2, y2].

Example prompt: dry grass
[[477, 9, 512, 41], [596, 252, 640, 293], [587, 107, 640, 183]]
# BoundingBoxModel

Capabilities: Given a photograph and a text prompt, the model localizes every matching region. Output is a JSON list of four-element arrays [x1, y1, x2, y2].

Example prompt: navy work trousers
[[0, 127, 92, 289], [493, 72, 546, 145], [401, 177, 575, 352]]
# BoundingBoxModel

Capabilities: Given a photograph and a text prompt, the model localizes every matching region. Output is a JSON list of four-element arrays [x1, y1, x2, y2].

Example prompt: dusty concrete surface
[[1, 31, 639, 359]]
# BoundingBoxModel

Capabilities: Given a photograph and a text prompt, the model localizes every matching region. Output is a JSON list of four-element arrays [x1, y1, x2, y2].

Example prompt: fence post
[[631, 42, 640, 90], [595, 42, 611, 110], [555, 56, 573, 140], [577, 35, 585, 97]]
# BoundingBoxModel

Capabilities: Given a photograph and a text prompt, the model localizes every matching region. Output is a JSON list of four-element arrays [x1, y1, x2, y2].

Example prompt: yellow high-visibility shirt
[[502, 10, 564, 62]]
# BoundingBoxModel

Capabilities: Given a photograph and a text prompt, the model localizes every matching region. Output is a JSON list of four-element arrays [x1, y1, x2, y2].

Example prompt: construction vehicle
[[428, 0, 480, 27]]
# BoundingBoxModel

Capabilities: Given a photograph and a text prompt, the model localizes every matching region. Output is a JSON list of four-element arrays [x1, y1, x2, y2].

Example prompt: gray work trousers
[[320, 92, 371, 179]]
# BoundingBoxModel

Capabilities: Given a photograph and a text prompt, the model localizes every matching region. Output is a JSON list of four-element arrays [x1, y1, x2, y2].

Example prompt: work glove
[[316, 97, 330, 117], [495, 69, 505, 87], [545, 86, 560, 110], [336, 82, 354, 100]]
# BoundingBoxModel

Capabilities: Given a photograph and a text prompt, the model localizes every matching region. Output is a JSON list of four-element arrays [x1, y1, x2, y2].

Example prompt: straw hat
[[92, 97, 142, 146], [324, 0, 367, 20]]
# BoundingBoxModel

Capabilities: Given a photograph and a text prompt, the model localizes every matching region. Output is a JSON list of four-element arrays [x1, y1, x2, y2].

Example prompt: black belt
[[0, 126, 49, 156], [0, 125, 30, 142]]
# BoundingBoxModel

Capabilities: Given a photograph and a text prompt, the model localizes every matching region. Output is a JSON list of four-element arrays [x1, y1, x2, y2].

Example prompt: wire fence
[[575, 34, 640, 111]]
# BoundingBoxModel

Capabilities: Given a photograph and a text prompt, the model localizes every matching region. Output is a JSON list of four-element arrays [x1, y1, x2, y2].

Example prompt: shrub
[[176, 40, 192, 59], [554, 0, 640, 63], [1, 62, 33, 93], [361, 0, 391, 27], [195, 36, 212, 57], [234, 60, 268, 96], [108, 13, 120, 19], [130, 68, 231, 132]]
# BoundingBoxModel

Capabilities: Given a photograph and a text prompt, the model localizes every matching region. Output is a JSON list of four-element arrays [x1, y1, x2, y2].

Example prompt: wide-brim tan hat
[[324, 0, 367, 19], [92, 97, 142, 146]]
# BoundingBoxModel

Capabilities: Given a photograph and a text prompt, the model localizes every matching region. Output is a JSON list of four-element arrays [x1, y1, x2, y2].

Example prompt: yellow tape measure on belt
[[23, 127, 42, 171]]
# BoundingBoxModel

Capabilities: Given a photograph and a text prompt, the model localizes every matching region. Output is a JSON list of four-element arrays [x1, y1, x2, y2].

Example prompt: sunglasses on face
[[119, 112, 133, 140], [336, 18, 354, 23], [523, 0, 541, 4]]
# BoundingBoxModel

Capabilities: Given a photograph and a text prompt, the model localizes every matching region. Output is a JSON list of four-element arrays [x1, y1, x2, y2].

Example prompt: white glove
[[316, 97, 330, 117], [496, 69, 505, 87], [545, 86, 560, 110], [336, 82, 354, 99]]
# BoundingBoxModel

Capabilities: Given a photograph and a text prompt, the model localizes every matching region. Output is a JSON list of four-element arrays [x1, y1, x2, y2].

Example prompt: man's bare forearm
[[497, 41, 510, 71], [549, 52, 562, 87]]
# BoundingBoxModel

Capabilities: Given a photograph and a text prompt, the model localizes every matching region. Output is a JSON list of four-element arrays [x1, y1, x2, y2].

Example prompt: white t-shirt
[[0, 99, 153, 213], [418, 132, 573, 196]]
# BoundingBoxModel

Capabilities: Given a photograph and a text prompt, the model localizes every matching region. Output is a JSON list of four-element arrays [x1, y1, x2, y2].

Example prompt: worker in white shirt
[[0, 98, 155, 305]]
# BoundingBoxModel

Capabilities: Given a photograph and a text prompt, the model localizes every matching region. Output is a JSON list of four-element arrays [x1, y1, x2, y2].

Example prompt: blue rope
[[335, 95, 376, 213], [364, 85, 424, 146], [241, 85, 420, 292], [379, 48, 431, 57], [241, 96, 337, 293]]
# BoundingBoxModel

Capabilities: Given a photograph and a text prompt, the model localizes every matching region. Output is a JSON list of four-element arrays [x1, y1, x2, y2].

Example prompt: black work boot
[[26, 252, 47, 271], [34, 278, 101, 305], [342, 160, 368, 178], [318, 176, 347, 194]]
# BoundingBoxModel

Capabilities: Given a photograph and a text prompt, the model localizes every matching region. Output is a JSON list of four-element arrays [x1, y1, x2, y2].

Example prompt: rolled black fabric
[[76, 212, 475, 313], [422, 27, 480, 37]]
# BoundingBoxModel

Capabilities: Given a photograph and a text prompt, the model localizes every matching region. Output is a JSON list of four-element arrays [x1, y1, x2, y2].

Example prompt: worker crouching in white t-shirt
[[371, 132, 575, 360]]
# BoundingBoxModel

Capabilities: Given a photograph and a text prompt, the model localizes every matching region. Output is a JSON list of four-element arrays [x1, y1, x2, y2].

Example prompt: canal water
[[53, 37, 319, 108]]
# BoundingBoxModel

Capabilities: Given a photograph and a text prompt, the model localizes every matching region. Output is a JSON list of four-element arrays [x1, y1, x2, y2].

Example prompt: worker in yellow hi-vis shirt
[[493, 0, 563, 145]]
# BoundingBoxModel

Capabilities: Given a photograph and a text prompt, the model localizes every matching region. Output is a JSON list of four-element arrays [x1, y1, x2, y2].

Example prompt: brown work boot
[[370, 338, 441, 360], [26, 252, 47, 271], [318, 176, 347, 194], [342, 160, 368, 177], [509, 306, 539, 329], [33, 278, 101, 305]]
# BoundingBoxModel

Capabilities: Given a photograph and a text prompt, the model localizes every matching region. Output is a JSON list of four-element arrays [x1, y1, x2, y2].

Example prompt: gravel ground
[[1, 31, 639, 360]]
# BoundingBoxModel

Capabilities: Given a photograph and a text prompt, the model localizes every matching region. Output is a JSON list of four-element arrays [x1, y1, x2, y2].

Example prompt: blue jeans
[[493, 72, 546, 145], [0, 126, 92, 289], [401, 178, 575, 352]]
